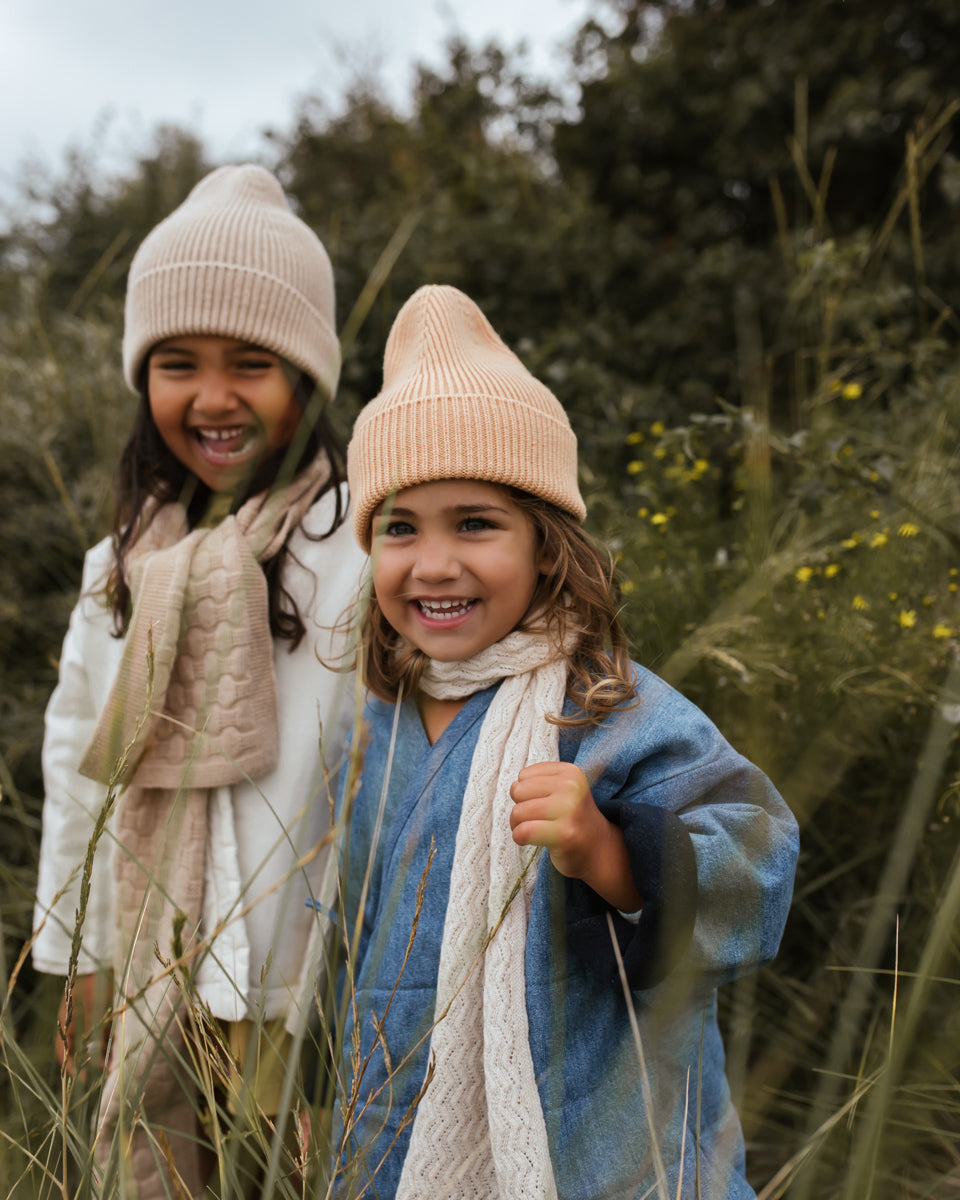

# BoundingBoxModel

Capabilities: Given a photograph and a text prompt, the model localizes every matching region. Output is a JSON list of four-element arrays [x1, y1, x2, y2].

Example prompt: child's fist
[[509, 762, 605, 879], [509, 762, 643, 911]]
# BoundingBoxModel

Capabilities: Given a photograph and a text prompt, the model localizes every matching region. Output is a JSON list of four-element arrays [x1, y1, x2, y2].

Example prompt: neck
[[197, 490, 236, 527], [416, 691, 471, 745]]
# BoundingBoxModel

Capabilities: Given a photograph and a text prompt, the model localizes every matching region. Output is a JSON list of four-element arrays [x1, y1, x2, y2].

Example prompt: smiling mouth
[[416, 599, 477, 620], [192, 426, 258, 461]]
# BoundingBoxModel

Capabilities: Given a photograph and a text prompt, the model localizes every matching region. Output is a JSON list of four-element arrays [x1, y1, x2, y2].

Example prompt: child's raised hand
[[509, 763, 643, 912], [509, 763, 604, 878]]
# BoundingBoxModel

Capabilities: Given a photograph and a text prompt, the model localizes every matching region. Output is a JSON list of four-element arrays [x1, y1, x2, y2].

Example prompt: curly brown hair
[[358, 487, 639, 727]]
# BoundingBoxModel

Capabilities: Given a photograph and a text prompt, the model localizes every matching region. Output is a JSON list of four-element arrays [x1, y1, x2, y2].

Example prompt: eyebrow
[[377, 503, 510, 519]]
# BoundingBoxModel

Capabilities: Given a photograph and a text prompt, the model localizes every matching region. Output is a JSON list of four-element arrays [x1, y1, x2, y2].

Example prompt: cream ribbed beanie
[[348, 285, 585, 548], [123, 164, 339, 397]]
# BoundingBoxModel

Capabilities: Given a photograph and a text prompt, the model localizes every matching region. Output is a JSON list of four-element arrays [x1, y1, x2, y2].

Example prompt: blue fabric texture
[[330, 665, 798, 1199]]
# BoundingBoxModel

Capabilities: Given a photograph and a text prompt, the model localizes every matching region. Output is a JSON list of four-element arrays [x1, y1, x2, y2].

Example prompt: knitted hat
[[348, 285, 585, 548], [122, 164, 339, 397]]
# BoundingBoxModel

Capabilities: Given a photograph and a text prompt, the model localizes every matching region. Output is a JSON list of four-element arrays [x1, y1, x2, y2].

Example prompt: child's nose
[[411, 542, 461, 582], [192, 370, 239, 416]]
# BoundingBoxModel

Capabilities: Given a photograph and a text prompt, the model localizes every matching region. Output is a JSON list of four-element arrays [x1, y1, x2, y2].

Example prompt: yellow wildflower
[[951, 569, 959, 577], [898, 523, 919, 538], [933, 624, 955, 639], [870, 532, 888, 548], [853, 595, 869, 611], [626, 432, 643, 445], [842, 382, 863, 400], [795, 566, 814, 584], [637, 507, 649, 518], [650, 512, 669, 527], [888, 592, 898, 602], [829, 378, 843, 393], [652, 447, 667, 460], [840, 444, 854, 457], [693, 458, 709, 474], [621, 579, 636, 594], [816, 609, 825, 621], [952, 584, 958, 594], [824, 564, 841, 578], [627, 460, 644, 474], [650, 421, 665, 436], [898, 610, 916, 629], [842, 535, 860, 549], [869, 510, 880, 520]]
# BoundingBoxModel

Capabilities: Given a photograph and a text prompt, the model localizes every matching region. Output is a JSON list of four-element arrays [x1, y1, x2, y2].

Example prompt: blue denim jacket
[[331, 664, 798, 1199]]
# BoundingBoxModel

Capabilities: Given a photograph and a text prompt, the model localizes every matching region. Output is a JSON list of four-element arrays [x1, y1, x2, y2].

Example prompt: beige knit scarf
[[395, 630, 566, 1200], [80, 454, 329, 1199]]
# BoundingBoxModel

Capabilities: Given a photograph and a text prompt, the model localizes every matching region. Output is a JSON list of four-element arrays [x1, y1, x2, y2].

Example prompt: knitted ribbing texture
[[348, 285, 584, 548], [123, 164, 340, 397]]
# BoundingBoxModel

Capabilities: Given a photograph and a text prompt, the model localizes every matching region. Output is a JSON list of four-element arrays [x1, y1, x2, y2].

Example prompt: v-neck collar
[[400, 683, 499, 758]]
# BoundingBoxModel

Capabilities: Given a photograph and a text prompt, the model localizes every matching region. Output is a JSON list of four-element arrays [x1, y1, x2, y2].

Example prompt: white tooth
[[420, 599, 472, 617], [201, 428, 245, 441]]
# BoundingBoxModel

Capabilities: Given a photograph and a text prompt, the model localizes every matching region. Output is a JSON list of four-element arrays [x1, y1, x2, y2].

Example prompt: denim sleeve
[[561, 668, 799, 993], [565, 801, 698, 989]]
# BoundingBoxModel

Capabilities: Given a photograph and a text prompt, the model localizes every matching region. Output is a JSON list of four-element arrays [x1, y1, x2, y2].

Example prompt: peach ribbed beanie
[[122, 164, 339, 398], [348, 285, 585, 548]]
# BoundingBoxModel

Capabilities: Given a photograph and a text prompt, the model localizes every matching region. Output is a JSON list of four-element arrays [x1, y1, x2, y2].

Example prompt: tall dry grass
[[1, 125, 959, 1196]]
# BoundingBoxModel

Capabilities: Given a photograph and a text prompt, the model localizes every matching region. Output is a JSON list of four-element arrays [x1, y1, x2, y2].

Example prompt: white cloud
[[0, 0, 591, 207]]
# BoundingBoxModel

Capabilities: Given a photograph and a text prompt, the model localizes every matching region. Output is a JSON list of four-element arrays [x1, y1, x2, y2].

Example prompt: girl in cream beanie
[[33, 164, 365, 1197]]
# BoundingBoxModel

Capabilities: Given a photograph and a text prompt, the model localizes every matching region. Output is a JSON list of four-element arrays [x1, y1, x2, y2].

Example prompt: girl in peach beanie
[[330, 284, 798, 1199]]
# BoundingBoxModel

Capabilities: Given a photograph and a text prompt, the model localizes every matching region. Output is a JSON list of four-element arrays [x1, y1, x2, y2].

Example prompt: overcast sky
[[1, 0, 596, 209]]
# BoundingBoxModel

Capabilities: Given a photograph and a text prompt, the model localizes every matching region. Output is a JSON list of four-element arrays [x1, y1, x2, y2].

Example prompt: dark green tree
[[3, 125, 211, 318], [275, 42, 590, 434], [554, 0, 960, 426]]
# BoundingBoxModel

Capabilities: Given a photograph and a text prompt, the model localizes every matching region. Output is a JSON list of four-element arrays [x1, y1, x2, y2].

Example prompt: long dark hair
[[359, 487, 639, 727], [109, 364, 347, 647]]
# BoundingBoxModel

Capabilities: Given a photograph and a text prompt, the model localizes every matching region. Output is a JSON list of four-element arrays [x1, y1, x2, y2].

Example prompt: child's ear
[[537, 550, 557, 576]]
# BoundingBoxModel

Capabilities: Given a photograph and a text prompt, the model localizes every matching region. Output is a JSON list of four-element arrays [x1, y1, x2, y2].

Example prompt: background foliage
[[2, 0, 959, 1194]]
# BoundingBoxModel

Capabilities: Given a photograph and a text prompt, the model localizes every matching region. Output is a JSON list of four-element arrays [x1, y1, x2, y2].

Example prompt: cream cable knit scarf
[[395, 630, 565, 1200], [81, 454, 329, 1200]]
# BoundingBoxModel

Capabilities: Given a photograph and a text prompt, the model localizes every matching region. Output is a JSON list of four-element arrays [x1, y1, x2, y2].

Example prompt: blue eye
[[461, 517, 494, 532], [384, 520, 416, 537]]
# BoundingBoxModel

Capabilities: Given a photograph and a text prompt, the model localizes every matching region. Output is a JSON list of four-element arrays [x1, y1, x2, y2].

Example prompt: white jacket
[[33, 487, 366, 1024]]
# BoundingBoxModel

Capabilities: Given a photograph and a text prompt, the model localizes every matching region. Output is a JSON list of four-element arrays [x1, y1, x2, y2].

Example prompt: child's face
[[371, 480, 544, 662], [148, 335, 300, 493]]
